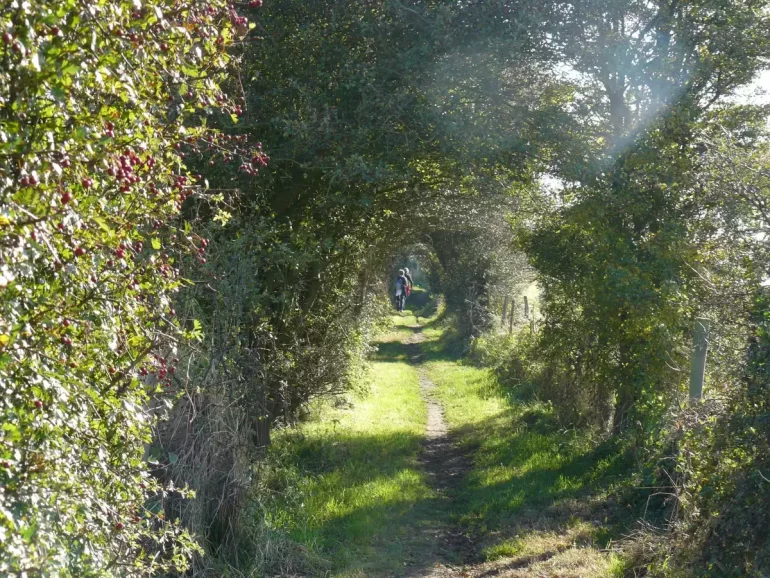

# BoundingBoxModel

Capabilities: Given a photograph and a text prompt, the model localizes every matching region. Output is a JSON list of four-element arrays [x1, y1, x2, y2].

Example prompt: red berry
[[2, 33, 12, 45], [62, 319, 70, 327], [1, 461, 10, 469], [60, 192, 72, 205], [33, 399, 43, 409], [74, 247, 85, 257], [115, 522, 124, 531]]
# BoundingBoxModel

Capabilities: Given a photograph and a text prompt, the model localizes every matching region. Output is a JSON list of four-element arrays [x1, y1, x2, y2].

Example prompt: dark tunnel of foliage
[[3, 0, 770, 576]]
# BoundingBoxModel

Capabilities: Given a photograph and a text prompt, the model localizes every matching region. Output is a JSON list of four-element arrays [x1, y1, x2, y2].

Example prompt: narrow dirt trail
[[403, 329, 480, 578], [390, 319, 617, 578]]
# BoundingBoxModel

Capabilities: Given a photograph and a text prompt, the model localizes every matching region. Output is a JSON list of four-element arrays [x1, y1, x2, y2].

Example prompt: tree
[[519, 0, 770, 431]]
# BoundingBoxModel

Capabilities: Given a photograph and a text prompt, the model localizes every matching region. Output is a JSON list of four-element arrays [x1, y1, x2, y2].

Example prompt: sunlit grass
[[385, 286, 443, 330], [263, 359, 435, 575], [424, 358, 633, 576], [261, 292, 632, 577]]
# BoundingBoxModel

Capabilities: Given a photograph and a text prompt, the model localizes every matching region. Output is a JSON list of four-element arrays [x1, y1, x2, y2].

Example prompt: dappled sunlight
[[261, 354, 449, 573], [308, 468, 435, 522], [261, 297, 636, 576], [425, 356, 634, 576]]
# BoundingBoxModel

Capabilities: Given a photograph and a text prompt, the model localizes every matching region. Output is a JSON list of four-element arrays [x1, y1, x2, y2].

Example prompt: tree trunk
[[353, 266, 369, 318], [302, 260, 323, 314], [612, 312, 635, 434]]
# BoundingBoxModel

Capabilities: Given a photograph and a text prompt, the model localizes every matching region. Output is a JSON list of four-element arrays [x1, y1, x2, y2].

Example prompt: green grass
[[386, 286, 444, 329], [423, 358, 634, 575], [259, 291, 633, 577], [263, 357, 438, 576]]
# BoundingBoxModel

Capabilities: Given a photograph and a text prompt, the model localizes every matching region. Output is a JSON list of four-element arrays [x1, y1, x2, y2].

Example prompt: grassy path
[[404, 328, 479, 576], [264, 291, 632, 577]]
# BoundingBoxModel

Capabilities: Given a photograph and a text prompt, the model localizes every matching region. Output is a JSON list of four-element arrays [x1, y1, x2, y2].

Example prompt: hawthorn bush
[[0, 0, 263, 574]]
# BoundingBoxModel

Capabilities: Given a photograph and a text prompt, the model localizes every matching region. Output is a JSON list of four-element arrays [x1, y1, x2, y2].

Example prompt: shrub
[[0, 0, 260, 574]]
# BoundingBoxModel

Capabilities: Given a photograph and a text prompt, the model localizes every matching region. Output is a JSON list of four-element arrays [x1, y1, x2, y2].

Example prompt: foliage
[[0, 0, 260, 574], [636, 137, 770, 577], [4, 0, 770, 574], [518, 0, 770, 432], [151, 1, 558, 563]]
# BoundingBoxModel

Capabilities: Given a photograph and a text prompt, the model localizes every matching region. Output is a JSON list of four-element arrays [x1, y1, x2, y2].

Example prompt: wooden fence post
[[524, 296, 529, 319], [689, 318, 711, 403], [509, 298, 515, 334], [530, 305, 536, 333], [501, 295, 509, 329]]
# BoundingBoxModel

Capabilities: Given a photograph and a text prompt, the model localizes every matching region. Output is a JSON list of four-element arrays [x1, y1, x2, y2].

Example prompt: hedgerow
[[0, 0, 264, 574]]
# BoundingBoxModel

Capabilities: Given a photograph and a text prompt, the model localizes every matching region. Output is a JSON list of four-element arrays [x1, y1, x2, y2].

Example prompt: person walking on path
[[395, 269, 409, 312], [404, 268, 414, 297]]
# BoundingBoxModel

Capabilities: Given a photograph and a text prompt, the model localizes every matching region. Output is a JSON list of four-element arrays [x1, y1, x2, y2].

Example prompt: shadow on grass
[[405, 286, 432, 312], [449, 404, 637, 562], [268, 426, 464, 576], [273, 406, 634, 576], [373, 290, 460, 363], [274, 293, 637, 575], [371, 329, 464, 364], [390, 288, 445, 327]]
